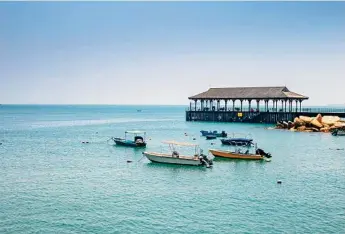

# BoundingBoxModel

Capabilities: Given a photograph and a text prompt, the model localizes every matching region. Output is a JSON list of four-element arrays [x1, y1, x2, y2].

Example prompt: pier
[[186, 86, 345, 123]]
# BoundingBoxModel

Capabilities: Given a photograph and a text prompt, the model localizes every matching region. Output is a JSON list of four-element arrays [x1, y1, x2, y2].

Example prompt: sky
[[1, 2, 345, 105]]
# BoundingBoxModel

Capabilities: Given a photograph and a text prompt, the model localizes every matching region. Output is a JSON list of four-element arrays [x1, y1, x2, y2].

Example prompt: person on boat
[[172, 151, 179, 158]]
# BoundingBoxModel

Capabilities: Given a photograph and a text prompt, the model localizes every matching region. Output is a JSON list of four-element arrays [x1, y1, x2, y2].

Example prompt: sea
[[0, 105, 344, 234]]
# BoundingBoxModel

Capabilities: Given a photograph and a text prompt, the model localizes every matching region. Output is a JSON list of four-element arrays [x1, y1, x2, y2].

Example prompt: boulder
[[320, 127, 330, 133], [294, 117, 305, 127], [334, 122, 345, 128], [310, 118, 323, 128], [315, 114, 322, 124], [300, 116, 313, 123], [297, 126, 306, 131], [321, 116, 341, 126]]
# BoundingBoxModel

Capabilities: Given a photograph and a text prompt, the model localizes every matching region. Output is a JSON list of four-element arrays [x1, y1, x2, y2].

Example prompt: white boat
[[142, 140, 213, 167]]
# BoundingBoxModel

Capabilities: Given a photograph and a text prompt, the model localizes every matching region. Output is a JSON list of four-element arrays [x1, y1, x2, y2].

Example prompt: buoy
[[127, 160, 132, 163], [96, 132, 98, 134], [211, 143, 214, 145], [193, 138, 196, 140], [277, 180, 282, 184]]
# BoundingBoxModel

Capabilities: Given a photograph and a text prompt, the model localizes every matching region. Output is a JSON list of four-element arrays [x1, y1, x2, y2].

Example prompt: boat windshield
[[161, 140, 200, 155]]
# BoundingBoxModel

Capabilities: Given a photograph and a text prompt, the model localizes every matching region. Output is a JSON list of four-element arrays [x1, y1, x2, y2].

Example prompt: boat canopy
[[162, 140, 198, 147], [125, 130, 146, 134]]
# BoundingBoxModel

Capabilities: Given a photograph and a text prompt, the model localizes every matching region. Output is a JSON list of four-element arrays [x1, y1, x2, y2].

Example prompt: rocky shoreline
[[272, 114, 345, 133]]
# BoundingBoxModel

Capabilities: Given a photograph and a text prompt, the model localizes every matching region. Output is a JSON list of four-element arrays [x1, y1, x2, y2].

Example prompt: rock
[[290, 127, 296, 132], [334, 122, 345, 128], [310, 118, 323, 128], [315, 114, 322, 124], [322, 116, 341, 125], [294, 117, 305, 127], [297, 126, 306, 131], [300, 116, 313, 123], [320, 127, 330, 133]]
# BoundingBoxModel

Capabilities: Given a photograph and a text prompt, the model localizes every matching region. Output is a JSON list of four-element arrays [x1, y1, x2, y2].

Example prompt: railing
[[186, 107, 345, 113]]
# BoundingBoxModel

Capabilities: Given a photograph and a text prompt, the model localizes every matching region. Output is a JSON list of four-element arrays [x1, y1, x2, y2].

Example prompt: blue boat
[[221, 138, 254, 146], [206, 135, 217, 140], [201, 130, 227, 138], [112, 130, 147, 147]]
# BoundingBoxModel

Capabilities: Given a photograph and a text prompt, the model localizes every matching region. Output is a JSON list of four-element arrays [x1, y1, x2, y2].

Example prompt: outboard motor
[[199, 154, 213, 168], [256, 148, 272, 158]]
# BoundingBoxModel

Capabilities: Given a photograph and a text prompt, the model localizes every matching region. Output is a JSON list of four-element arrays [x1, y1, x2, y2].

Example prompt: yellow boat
[[209, 148, 272, 161]]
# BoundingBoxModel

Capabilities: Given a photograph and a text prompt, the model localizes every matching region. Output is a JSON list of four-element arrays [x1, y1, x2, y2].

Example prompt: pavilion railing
[[186, 107, 345, 113]]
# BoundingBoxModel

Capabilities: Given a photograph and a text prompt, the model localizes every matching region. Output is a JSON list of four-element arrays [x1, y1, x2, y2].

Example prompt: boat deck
[[144, 152, 199, 161]]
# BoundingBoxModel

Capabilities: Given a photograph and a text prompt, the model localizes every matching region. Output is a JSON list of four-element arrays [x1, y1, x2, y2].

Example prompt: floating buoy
[[82, 141, 90, 144], [277, 180, 282, 184], [211, 143, 214, 145], [126, 160, 133, 163], [193, 138, 196, 140], [149, 138, 152, 140], [96, 132, 98, 134]]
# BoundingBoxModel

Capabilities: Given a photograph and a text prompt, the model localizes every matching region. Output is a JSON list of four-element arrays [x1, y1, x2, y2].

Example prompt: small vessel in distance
[[200, 130, 227, 137], [112, 130, 147, 147], [143, 140, 213, 167], [209, 146, 272, 161], [331, 128, 345, 136]]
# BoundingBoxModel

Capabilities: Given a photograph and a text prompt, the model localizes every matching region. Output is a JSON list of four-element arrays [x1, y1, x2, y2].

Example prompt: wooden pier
[[185, 86, 345, 123]]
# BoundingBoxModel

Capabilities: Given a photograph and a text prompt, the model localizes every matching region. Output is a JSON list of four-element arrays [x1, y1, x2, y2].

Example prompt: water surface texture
[[1, 105, 344, 233]]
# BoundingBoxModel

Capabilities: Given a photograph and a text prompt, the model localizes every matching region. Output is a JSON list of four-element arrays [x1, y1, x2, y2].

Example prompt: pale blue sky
[[1, 2, 344, 105]]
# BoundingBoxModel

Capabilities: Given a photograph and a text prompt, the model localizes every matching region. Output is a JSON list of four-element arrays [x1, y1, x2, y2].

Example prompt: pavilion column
[[284, 100, 287, 112], [256, 100, 260, 112], [248, 99, 252, 111], [217, 100, 220, 111], [189, 101, 192, 111], [232, 100, 235, 111], [281, 100, 284, 112], [290, 100, 292, 112], [295, 100, 298, 112], [240, 100, 243, 112], [265, 100, 268, 111], [299, 100, 302, 112], [194, 100, 197, 111], [225, 100, 228, 111]]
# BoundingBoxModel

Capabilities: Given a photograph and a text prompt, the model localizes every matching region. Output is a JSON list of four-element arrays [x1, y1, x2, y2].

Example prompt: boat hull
[[209, 149, 264, 160], [143, 152, 202, 166], [113, 139, 146, 147]]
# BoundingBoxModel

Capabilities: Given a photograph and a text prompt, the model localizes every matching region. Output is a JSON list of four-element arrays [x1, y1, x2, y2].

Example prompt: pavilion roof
[[188, 86, 308, 100]]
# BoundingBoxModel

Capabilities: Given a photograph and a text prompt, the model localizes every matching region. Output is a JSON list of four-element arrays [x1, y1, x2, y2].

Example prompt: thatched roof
[[189, 86, 308, 100]]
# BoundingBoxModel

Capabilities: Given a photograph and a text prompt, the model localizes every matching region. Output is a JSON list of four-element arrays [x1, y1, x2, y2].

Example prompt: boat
[[112, 130, 147, 147], [200, 130, 227, 137], [206, 135, 217, 140], [142, 140, 213, 167], [209, 146, 272, 161], [221, 138, 254, 146], [332, 128, 345, 136]]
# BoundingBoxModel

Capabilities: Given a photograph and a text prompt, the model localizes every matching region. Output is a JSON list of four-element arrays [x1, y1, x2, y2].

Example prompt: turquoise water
[[1, 105, 344, 233]]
